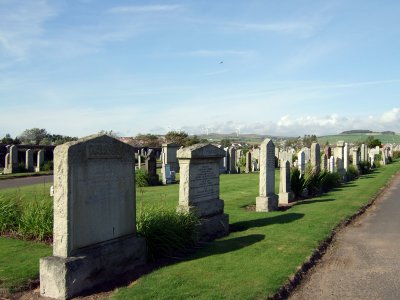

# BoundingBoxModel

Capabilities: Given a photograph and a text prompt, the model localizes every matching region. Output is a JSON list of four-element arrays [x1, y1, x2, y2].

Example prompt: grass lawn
[[0, 161, 399, 298]]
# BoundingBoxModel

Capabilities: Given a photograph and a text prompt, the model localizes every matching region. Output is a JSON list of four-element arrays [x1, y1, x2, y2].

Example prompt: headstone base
[[177, 199, 224, 218], [40, 235, 146, 300], [197, 213, 229, 242], [256, 195, 278, 212], [3, 168, 13, 174], [278, 192, 294, 204]]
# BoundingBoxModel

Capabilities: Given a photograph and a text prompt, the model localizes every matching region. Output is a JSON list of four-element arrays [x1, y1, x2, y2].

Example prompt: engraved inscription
[[87, 144, 121, 159], [190, 164, 219, 199]]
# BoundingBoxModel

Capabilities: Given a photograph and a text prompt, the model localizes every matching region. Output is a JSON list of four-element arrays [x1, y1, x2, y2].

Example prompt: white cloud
[[108, 4, 183, 14], [381, 108, 400, 123]]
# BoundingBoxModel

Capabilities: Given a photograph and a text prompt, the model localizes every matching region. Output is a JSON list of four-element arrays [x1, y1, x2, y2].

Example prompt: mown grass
[[0, 162, 399, 298], [0, 171, 53, 181], [317, 133, 400, 144]]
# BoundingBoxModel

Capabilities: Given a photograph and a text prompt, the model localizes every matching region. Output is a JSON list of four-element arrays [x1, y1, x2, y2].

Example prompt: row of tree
[[132, 131, 209, 147], [1, 128, 78, 145]]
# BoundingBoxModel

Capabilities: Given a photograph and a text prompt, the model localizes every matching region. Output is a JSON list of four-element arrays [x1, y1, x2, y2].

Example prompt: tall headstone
[[245, 151, 251, 173], [228, 147, 237, 174], [360, 144, 367, 162], [256, 139, 278, 212], [335, 141, 345, 176], [322, 154, 328, 171], [177, 144, 229, 241], [310, 143, 321, 173], [35, 149, 44, 172], [298, 150, 306, 175], [343, 143, 349, 171], [161, 143, 180, 172], [324, 146, 332, 158], [40, 135, 146, 299], [145, 149, 159, 185], [25, 149, 34, 172], [3, 145, 18, 174], [137, 154, 142, 169], [352, 147, 360, 167], [279, 160, 294, 204], [329, 156, 335, 173]]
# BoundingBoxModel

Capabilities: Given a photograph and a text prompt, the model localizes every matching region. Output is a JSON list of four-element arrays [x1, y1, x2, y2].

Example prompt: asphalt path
[[0, 175, 53, 190], [290, 172, 400, 300]]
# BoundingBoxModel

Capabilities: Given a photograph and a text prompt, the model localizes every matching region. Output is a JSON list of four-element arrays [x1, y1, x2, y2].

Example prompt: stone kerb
[[40, 134, 146, 299], [177, 143, 229, 241]]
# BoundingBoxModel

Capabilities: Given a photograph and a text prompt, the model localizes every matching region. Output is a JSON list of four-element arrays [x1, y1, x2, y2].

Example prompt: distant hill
[[340, 130, 372, 134]]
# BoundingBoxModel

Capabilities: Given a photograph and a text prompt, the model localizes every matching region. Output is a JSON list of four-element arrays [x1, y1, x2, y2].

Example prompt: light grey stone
[[228, 147, 237, 174], [310, 143, 321, 173], [256, 139, 278, 212], [344, 143, 349, 171], [245, 151, 251, 173], [298, 150, 306, 175], [25, 149, 34, 172], [177, 143, 229, 241], [279, 160, 294, 204], [35, 150, 44, 172], [4, 145, 18, 174], [161, 163, 172, 184], [161, 143, 180, 172], [40, 134, 146, 299]]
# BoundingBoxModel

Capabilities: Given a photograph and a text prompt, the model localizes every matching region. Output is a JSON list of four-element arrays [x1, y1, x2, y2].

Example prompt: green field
[[318, 133, 400, 145], [0, 162, 399, 298]]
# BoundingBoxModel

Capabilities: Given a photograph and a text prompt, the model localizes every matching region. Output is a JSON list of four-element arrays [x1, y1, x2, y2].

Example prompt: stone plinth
[[279, 160, 294, 204], [40, 134, 146, 299], [256, 139, 278, 212], [177, 143, 229, 241]]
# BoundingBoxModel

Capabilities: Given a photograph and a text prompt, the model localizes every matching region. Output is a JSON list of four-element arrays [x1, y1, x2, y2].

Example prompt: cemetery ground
[[0, 161, 399, 299]]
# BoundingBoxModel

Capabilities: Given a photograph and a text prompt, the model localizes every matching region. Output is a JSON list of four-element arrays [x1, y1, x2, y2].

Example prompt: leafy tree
[[19, 128, 48, 145], [185, 135, 208, 147], [133, 134, 162, 147], [302, 134, 317, 148], [164, 131, 189, 146], [365, 136, 381, 148], [220, 138, 232, 148], [1, 133, 13, 144]]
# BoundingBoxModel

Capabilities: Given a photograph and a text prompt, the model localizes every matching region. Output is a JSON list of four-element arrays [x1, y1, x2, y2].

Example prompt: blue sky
[[1, 0, 400, 138]]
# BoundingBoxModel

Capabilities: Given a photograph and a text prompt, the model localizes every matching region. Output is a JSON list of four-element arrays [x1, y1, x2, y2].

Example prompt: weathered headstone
[[298, 150, 306, 175], [40, 134, 146, 299], [335, 141, 345, 176], [329, 156, 335, 173], [310, 143, 321, 173], [343, 143, 349, 171], [177, 144, 229, 241], [3, 145, 18, 174], [322, 154, 328, 171], [245, 151, 251, 173], [161, 143, 180, 172], [279, 160, 294, 204], [137, 154, 142, 169], [35, 150, 44, 172], [352, 147, 360, 167], [145, 149, 159, 185], [228, 147, 237, 174], [324, 146, 332, 158], [161, 163, 172, 184], [256, 139, 278, 212], [25, 149, 34, 172]]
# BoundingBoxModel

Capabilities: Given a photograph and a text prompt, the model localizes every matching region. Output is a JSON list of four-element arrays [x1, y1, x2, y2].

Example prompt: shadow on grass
[[77, 234, 265, 298], [294, 198, 335, 206], [230, 213, 304, 232]]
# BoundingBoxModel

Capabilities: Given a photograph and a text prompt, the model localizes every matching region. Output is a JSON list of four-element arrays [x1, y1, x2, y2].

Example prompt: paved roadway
[[290, 173, 400, 300], [0, 175, 53, 190]]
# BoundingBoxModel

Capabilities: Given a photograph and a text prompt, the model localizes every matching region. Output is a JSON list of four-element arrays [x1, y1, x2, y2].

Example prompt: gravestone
[[324, 146, 332, 158], [343, 143, 349, 171], [161, 143, 180, 172], [352, 147, 360, 167], [298, 150, 306, 175], [360, 144, 368, 162], [40, 134, 146, 299], [256, 139, 278, 212], [161, 164, 172, 184], [279, 160, 294, 204], [3, 145, 18, 174], [177, 144, 229, 241], [228, 147, 237, 174], [329, 156, 335, 173], [310, 143, 321, 173], [245, 151, 251, 173], [335, 141, 345, 176], [35, 149, 44, 172], [137, 154, 142, 169], [322, 154, 328, 171], [25, 149, 34, 172], [145, 149, 159, 185]]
